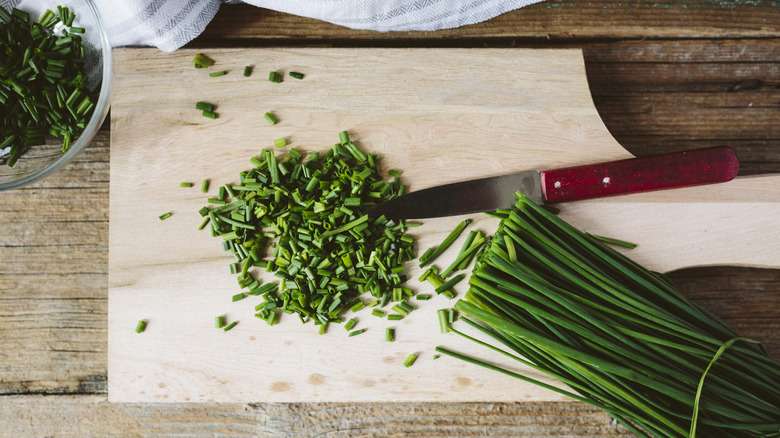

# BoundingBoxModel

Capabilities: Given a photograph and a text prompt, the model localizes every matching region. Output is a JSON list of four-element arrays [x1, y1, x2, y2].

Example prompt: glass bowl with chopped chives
[[0, 0, 111, 191]]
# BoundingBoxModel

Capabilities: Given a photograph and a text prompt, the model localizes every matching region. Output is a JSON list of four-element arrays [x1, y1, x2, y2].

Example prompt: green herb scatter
[[0, 6, 96, 166], [199, 131, 416, 330]]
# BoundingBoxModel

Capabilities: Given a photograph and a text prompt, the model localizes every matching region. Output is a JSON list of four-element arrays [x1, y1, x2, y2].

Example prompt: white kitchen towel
[[1, 0, 544, 52]]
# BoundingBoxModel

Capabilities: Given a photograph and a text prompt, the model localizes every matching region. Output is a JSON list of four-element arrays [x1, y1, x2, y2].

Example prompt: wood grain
[[196, 3, 780, 42], [0, 396, 635, 437], [108, 47, 780, 403], [0, 9, 778, 431]]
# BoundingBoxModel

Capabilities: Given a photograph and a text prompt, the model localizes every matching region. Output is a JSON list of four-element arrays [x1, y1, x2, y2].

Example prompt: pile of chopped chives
[[200, 131, 418, 330], [438, 193, 780, 438], [0, 6, 95, 166]]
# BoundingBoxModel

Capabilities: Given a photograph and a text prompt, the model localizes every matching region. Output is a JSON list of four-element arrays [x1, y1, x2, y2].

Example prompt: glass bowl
[[0, 0, 111, 191]]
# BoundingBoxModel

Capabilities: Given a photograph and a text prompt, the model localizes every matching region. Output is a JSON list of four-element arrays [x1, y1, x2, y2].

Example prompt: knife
[[365, 146, 739, 220]]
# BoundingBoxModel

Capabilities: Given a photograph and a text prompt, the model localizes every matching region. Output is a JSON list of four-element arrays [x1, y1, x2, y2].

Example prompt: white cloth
[[1, 0, 543, 52]]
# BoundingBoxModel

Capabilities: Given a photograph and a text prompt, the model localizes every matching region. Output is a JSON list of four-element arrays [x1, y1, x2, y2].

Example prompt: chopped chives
[[222, 321, 238, 331], [195, 101, 214, 112], [1, 5, 96, 166], [437, 309, 450, 333], [391, 304, 409, 316], [434, 273, 466, 294], [159, 212, 172, 220], [180, 182, 194, 188], [201, 179, 210, 193], [215, 315, 225, 328], [419, 219, 472, 267], [264, 112, 277, 125], [135, 320, 147, 333], [387, 314, 403, 321], [350, 300, 366, 312], [371, 309, 385, 318], [385, 328, 395, 342], [209, 71, 227, 77], [232, 293, 246, 302], [416, 294, 431, 301], [274, 137, 287, 148], [243, 65, 252, 77], [268, 71, 282, 83], [289, 71, 304, 79], [348, 328, 367, 337], [202, 110, 218, 119], [193, 53, 214, 68], [403, 353, 418, 368], [199, 131, 415, 330], [440, 232, 485, 278]]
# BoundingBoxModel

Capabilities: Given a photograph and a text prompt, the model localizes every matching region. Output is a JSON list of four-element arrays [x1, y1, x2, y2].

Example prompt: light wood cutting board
[[108, 48, 780, 403]]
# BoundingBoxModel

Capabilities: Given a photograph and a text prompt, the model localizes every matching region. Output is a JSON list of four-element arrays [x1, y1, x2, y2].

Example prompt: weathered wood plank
[[1, 34, 779, 435], [0, 396, 635, 437], [194, 3, 780, 43]]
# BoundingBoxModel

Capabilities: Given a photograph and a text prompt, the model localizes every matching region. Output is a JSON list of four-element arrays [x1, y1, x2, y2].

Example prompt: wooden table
[[2, 3, 779, 436]]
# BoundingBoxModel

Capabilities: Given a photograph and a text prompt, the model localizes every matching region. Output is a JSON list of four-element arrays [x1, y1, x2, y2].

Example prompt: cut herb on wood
[[193, 53, 213, 69], [0, 5, 96, 166], [438, 193, 780, 438], [200, 131, 416, 331]]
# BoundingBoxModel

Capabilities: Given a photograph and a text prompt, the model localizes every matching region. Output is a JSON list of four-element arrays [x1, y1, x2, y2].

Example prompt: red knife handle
[[539, 146, 739, 204]]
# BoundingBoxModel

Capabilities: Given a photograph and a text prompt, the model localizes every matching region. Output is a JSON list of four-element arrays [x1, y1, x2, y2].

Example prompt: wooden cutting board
[[108, 48, 780, 403]]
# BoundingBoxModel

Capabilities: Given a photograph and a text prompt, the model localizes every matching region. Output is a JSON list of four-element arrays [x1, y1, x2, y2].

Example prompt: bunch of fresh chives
[[438, 193, 780, 438], [0, 6, 94, 166], [200, 131, 418, 329]]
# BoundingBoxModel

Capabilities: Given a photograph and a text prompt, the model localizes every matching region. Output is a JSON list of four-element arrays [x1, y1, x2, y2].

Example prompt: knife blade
[[365, 146, 739, 220]]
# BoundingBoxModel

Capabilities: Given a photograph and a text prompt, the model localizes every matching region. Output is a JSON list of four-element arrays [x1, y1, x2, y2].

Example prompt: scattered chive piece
[[159, 212, 173, 220], [209, 71, 227, 77], [385, 328, 395, 342], [222, 321, 238, 331], [350, 300, 366, 312], [416, 294, 431, 301], [440, 232, 485, 278], [391, 304, 409, 316], [201, 179, 210, 193], [318, 322, 328, 335], [232, 293, 246, 302], [403, 353, 418, 368], [135, 320, 147, 333], [268, 71, 282, 83], [348, 328, 367, 337], [437, 309, 450, 333], [344, 318, 357, 331], [372, 309, 385, 318], [195, 101, 214, 112], [419, 219, 472, 268], [289, 71, 304, 79], [274, 137, 287, 148], [387, 314, 403, 321], [180, 182, 194, 188], [202, 110, 217, 119], [434, 273, 466, 294], [264, 112, 277, 125], [456, 230, 477, 270], [215, 315, 226, 328], [433, 354, 440, 360], [193, 53, 214, 68], [243, 65, 252, 77]]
